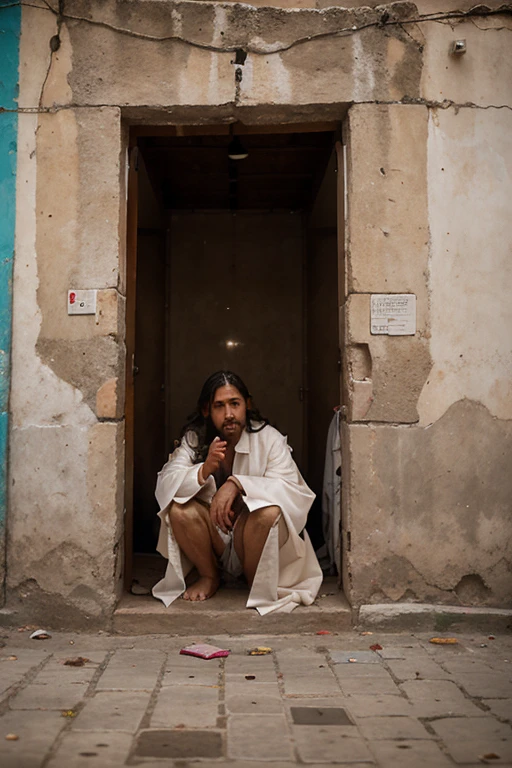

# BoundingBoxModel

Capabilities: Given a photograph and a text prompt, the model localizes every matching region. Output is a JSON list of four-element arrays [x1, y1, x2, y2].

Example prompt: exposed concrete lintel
[[30, 1, 512, 56], [33, 0, 421, 55]]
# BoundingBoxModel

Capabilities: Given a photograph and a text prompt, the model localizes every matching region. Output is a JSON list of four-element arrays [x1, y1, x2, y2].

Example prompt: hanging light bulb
[[228, 135, 249, 160]]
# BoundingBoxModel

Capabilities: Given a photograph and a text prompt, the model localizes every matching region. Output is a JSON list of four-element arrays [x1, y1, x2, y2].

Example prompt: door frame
[[123, 118, 348, 594], [123, 142, 139, 590]]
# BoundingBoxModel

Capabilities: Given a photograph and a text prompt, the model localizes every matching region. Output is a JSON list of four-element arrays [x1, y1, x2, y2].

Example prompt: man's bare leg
[[168, 500, 225, 601], [233, 506, 288, 586]]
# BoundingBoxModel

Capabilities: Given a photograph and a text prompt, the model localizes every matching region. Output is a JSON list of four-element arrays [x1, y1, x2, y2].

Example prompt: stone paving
[[0, 629, 511, 767]]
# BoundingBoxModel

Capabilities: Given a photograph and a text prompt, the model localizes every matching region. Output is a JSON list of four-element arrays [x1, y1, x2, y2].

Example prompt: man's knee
[[250, 505, 281, 531], [168, 500, 204, 528]]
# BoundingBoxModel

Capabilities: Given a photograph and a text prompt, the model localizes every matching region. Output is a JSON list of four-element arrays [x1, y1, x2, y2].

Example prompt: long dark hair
[[180, 371, 268, 463]]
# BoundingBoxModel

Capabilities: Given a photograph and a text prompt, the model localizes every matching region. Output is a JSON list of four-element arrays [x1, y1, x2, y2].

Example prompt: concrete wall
[[342, 44, 512, 606], [167, 212, 304, 458], [5, 0, 511, 625], [8, 3, 127, 626]]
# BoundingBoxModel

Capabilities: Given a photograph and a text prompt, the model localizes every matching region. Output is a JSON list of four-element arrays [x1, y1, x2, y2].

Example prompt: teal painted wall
[[0, 1, 21, 558]]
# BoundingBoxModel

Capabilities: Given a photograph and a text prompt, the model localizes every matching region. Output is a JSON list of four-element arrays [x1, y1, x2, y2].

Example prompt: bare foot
[[183, 575, 220, 601]]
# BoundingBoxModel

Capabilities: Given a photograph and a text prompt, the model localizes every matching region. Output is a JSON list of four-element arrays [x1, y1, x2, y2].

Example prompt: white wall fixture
[[370, 294, 416, 335], [67, 289, 97, 315]]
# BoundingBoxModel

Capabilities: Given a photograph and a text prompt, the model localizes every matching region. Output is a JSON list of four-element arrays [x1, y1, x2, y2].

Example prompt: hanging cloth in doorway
[[317, 409, 342, 574]]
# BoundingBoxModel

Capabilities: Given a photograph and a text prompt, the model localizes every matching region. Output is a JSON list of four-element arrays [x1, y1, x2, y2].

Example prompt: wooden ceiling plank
[[132, 121, 339, 139]]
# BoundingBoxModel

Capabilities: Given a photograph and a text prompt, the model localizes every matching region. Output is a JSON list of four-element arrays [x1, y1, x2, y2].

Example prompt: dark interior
[[132, 124, 341, 569], [138, 127, 336, 211]]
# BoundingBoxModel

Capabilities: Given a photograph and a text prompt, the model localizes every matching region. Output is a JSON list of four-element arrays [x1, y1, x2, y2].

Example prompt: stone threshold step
[[112, 588, 352, 635], [358, 602, 512, 633]]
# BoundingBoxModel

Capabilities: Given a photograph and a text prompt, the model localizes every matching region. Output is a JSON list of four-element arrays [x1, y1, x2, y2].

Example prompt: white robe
[[152, 424, 323, 615]]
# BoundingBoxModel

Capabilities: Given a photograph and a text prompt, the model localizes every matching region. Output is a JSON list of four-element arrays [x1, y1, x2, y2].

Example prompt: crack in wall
[[14, 0, 512, 56], [38, 26, 62, 109], [2, 101, 510, 116]]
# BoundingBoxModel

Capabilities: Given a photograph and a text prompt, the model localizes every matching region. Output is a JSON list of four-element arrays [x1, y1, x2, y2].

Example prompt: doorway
[[126, 122, 344, 597]]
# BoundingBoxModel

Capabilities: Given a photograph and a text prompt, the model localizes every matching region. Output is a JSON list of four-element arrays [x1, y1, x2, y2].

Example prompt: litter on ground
[[247, 646, 272, 656], [63, 657, 90, 667], [180, 643, 230, 659]]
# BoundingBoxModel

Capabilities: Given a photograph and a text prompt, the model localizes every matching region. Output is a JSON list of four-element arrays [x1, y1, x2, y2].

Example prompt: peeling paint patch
[[454, 573, 492, 606], [36, 337, 122, 414]]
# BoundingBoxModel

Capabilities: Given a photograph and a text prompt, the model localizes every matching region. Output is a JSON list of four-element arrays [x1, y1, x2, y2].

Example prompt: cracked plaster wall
[[346, 401, 512, 607], [5, 0, 512, 624], [341, 11, 512, 606]]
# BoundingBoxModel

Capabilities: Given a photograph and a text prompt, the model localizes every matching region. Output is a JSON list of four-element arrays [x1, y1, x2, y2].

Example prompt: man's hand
[[202, 436, 227, 480], [210, 479, 240, 534]]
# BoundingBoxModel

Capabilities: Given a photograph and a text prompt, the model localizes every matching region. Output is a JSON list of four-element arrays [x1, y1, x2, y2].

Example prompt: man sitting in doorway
[[152, 371, 322, 615]]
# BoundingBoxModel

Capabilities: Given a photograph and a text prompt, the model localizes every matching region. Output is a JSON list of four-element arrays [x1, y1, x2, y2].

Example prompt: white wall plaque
[[370, 294, 416, 335], [67, 289, 97, 315]]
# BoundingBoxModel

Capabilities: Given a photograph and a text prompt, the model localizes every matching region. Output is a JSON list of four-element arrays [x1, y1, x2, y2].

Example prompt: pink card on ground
[[180, 643, 230, 659]]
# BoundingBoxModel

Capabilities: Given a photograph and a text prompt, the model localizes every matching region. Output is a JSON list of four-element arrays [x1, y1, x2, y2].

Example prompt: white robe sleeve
[[152, 437, 216, 607], [155, 440, 216, 514]]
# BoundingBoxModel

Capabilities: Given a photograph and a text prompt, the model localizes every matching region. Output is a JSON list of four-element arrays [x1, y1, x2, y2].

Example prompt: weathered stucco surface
[[341, 8, 512, 608], [344, 104, 431, 423], [5, 0, 512, 624], [40, 1, 423, 110], [7, 2, 127, 625], [418, 107, 512, 426], [346, 401, 512, 607], [8, 422, 124, 625], [420, 15, 512, 107]]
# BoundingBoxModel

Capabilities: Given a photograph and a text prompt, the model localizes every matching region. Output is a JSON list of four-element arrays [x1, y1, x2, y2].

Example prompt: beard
[[220, 420, 244, 441]]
